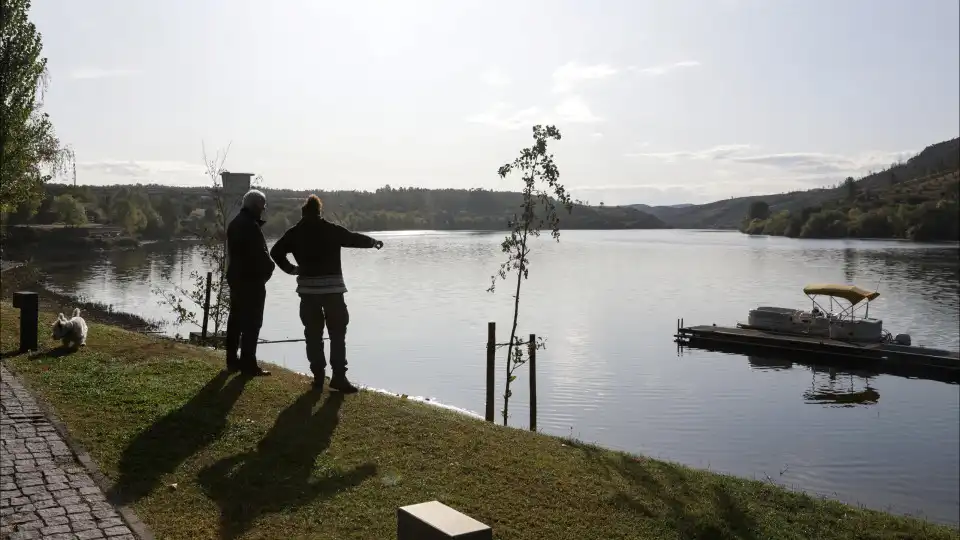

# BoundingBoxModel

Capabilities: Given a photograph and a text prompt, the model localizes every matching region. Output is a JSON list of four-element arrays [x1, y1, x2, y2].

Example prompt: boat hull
[[746, 307, 884, 343]]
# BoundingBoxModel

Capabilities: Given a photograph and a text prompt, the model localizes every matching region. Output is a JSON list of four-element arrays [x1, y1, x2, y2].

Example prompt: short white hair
[[242, 189, 266, 209]]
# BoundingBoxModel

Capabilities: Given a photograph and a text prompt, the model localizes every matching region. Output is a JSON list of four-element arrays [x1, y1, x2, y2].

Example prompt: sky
[[30, 0, 960, 206]]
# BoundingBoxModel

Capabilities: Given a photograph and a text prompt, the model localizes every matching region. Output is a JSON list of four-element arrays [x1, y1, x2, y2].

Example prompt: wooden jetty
[[675, 321, 960, 380]]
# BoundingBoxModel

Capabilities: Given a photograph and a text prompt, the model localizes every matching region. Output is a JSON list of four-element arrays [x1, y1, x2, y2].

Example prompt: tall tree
[[747, 200, 770, 221], [0, 0, 68, 213], [51, 193, 86, 226], [844, 177, 857, 201]]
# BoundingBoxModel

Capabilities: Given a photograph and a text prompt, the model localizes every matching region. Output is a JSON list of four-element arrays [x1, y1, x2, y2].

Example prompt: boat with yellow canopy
[[742, 283, 911, 345]]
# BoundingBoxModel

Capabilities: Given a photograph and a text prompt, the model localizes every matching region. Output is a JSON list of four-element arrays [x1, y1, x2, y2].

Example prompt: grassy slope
[[1, 303, 955, 540], [636, 137, 960, 229]]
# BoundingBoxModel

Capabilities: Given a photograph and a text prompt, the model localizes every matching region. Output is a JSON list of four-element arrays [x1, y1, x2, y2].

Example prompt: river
[[39, 229, 960, 525]]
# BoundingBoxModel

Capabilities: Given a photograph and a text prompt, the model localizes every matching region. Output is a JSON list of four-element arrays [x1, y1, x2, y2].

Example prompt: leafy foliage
[[0, 0, 69, 213], [488, 125, 573, 426], [740, 170, 960, 241], [50, 194, 86, 226], [747, 200, 770, 221]]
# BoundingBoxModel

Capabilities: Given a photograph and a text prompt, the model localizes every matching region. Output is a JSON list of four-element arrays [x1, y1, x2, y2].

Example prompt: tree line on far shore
[[739, 170, 960, 242], [0, 183, 668, 240]]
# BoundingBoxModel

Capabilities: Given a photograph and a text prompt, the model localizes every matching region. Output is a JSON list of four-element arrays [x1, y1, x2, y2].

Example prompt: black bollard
[[486, 322, 496, 423], [201, 271, 213, 340], [13, 291, 39, 353]]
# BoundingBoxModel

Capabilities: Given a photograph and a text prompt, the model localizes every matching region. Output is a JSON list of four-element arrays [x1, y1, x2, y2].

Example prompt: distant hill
[[632, 137, 960, 230], [630, 203, 695, 223]]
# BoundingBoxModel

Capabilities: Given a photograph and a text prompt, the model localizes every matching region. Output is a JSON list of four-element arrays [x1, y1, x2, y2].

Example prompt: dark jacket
[[226, 208, 276, 285], [270, 215, 376, 278]]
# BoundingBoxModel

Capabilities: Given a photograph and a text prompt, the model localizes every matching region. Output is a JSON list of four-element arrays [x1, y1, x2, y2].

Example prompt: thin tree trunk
[[503, 224, 529, 426]]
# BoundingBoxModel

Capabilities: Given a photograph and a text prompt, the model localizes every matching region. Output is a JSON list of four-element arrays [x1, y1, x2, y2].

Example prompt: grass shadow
[[197, 391, 377, 540], [107, 371, 250, 505], [27, 346, 79, 359], [586, 449, 761, 540]]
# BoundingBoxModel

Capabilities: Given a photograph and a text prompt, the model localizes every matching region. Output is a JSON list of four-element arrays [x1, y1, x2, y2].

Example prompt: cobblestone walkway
[[1, 365, 138, 540]]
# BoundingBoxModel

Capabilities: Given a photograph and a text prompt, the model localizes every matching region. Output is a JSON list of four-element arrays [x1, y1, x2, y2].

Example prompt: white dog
[[52, 308, 88, 350]]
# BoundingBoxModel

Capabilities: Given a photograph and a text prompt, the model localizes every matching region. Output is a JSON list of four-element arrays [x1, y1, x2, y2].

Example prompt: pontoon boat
[[741, 284, 911, 345]]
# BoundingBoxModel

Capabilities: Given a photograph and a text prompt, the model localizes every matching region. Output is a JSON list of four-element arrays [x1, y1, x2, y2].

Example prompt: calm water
[[42, 230, 960, 524]]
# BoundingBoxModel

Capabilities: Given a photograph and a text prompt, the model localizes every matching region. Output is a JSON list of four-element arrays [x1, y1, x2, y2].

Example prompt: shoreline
[[2, 272, 959, 527], [0, 303, 956, 538], [0, 264, 162, 332], [1, 262, 486, 420], [6, 258, 960, 528]]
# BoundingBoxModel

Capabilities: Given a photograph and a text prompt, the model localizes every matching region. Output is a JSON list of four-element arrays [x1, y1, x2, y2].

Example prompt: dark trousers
[[299, 293, 349, 378], [226, 281, 266, 369]]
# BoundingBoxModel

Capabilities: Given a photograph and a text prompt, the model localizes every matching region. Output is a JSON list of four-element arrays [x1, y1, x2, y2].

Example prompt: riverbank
[[0, 304, 955, 539], [0, 264, 161, 332]]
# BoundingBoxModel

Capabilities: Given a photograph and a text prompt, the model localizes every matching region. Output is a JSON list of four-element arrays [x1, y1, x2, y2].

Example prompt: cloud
[[480, 67, 511, 88], [466, 102, 544, 131], [68, 68, 140, 80], [726, 151, 916, 176], [628, 61, 701, 77], [467, 95, 606, 130], [626, 144, 753, 162], [626, 144, 918, 181], [552, 62, 618, 93], [590, 132, 604, 138], [568, 175, 837, 206], [74, 160, 208, 185], [555, 95, 602, 123]]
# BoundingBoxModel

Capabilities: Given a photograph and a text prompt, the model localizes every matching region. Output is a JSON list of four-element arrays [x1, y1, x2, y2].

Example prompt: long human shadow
[[197, 391, 377, 540], [107, 371, 250, 505]]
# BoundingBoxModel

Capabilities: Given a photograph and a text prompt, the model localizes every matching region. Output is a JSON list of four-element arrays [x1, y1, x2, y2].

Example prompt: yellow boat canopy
[[803, 284, 880, 305]]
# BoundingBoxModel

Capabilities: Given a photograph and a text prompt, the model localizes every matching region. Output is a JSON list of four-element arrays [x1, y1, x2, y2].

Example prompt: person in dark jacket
[[270, 195, 383, 393], [225, 189, 276, 376]]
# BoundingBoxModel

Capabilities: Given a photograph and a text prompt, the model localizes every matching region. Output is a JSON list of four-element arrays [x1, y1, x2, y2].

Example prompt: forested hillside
[[739, 169, 959, 241], [632, 137, 960, 232]]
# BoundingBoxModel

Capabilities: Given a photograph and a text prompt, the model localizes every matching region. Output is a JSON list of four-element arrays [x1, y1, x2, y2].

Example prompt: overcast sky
[[31, 0, 960, 206]]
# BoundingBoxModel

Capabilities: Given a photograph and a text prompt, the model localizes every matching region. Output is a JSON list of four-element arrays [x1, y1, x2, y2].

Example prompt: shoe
[[328, 376, 358, 394], [240, 367, 271, 377], [311, 378, 325, 390]]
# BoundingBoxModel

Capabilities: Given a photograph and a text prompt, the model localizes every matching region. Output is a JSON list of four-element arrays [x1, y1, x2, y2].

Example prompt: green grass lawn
[[1, 302, 955, 540]]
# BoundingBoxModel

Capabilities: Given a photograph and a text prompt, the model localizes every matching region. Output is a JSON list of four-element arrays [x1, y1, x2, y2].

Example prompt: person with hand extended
[[269, 194, 384, 393]]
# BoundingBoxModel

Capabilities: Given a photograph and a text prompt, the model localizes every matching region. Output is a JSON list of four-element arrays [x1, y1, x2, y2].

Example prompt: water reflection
[[746, 355, 882, 406], [803, 367, 880, 408], [842, 247, 856, 283], [747, 355, 794, 371]]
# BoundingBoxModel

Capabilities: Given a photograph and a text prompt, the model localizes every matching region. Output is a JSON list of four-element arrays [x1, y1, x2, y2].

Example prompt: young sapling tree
[[488, 124, 573, 426]]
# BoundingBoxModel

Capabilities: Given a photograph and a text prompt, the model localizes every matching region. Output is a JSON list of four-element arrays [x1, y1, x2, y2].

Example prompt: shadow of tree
[[197, 391, 377, 540], [107, 371, 250, 505], [575, 444, 761, 540]]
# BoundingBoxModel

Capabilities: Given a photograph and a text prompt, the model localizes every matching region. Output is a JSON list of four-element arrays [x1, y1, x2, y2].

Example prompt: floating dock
[[675, 321, 960, 381]]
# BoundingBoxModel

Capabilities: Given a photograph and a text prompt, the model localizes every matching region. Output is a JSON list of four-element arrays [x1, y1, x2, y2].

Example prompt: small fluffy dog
[[52, 308, 88, 350]]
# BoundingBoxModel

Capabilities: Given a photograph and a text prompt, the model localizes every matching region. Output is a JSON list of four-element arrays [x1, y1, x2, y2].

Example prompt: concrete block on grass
[[397, 500, 492, 540]]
